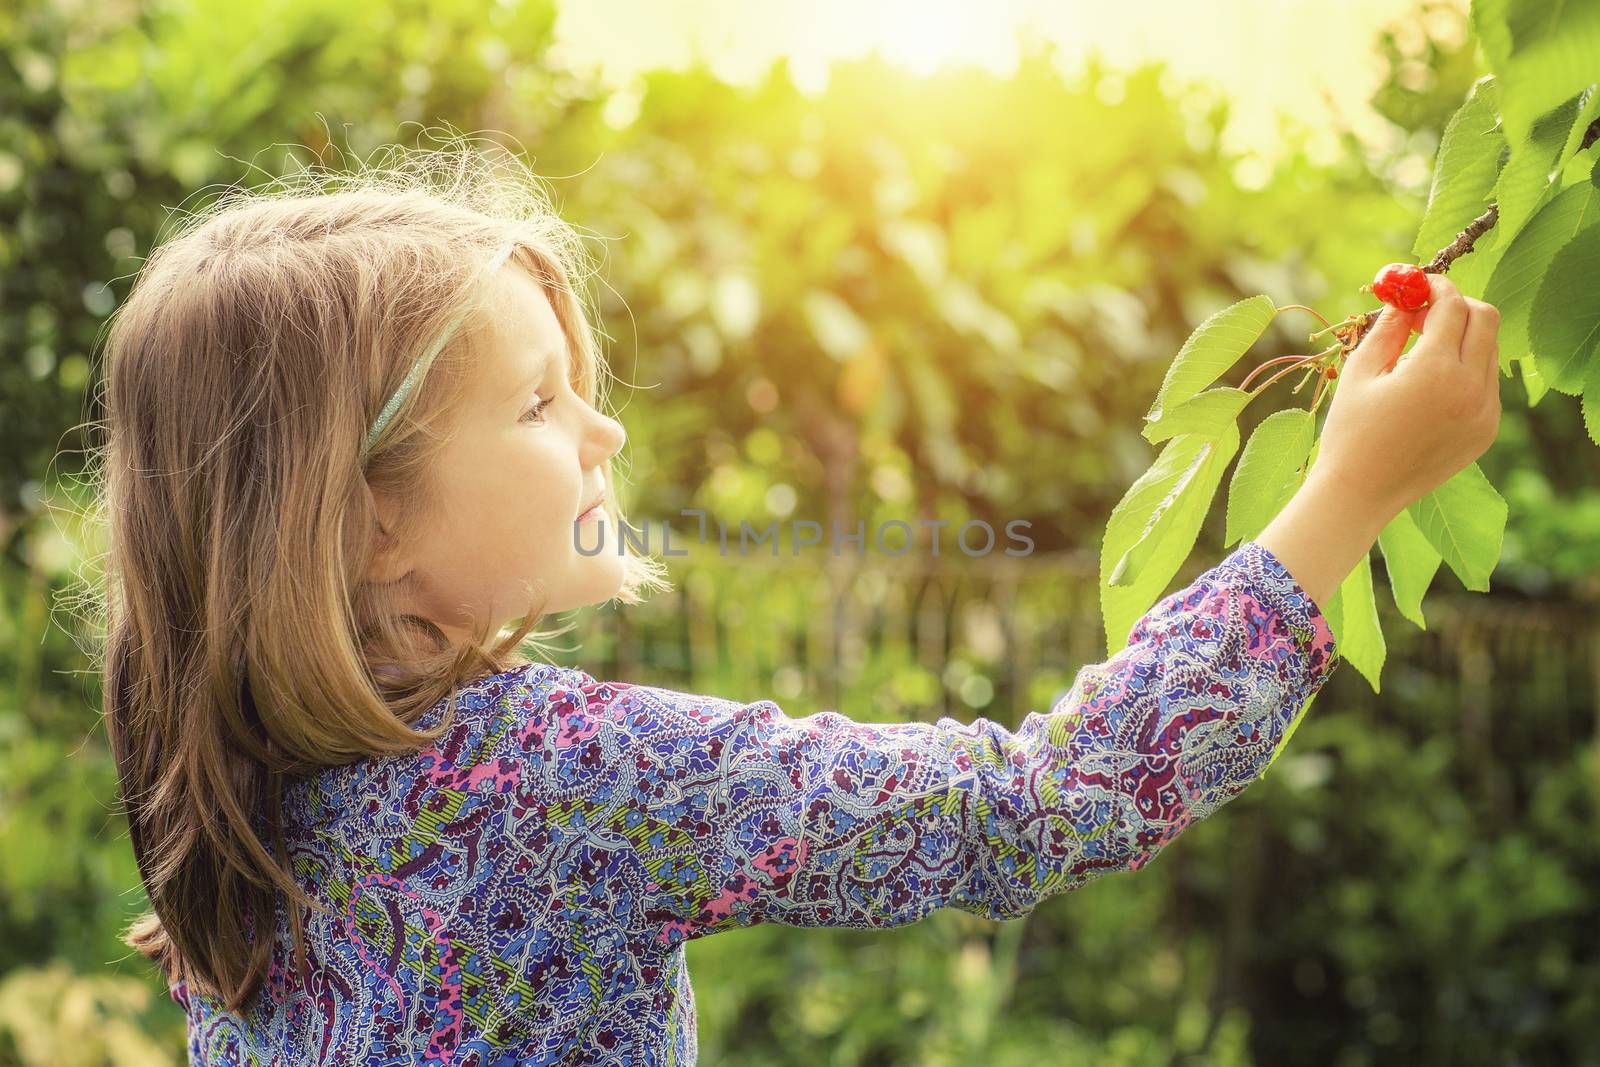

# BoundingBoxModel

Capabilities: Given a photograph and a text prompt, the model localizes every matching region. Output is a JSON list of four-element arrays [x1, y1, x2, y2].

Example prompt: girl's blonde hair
[[85, 134, 668, 1012]]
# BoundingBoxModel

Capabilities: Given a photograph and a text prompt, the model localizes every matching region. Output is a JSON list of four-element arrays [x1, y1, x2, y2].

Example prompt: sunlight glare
[[552, 0, 1469, 157], [867, 0, 1020, 77]]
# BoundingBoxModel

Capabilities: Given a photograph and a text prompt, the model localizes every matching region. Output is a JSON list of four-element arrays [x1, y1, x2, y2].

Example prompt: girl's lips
[[577, 497, 604, 522]]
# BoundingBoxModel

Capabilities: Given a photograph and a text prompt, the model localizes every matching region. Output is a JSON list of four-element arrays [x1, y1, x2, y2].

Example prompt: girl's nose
[[582, 409, 626, 468]]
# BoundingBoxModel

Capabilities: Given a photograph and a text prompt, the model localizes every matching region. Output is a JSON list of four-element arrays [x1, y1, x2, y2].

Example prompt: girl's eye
[[520, 396, 554, 425]]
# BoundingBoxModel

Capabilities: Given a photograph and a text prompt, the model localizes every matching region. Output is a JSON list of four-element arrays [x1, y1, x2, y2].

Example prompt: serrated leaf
[[1445, 235, 1501, 297], [1377, 507, 1442, 629], [1324, 553, 1385, 693], [1485, 0, 1600, 149], [1562, 86, 1600, 168], [1224, 409, 1315, 546], [1099, 427, 1240, 657], [1108, 426, 1240, 589], [1109, 444, 1210, 587], [1142, 386, 1250, 444], [1413, 76, 1505, 263], [1482, 182, 1600, 371], [1522, 350, 1550, 405], [1583, 357, 1600, 446], [1561, 146, 1597, 184], [1144, 296, 1277, 422], [1528, 224, 1600, 394], [1490, 91, 1584, 253], [1406, 462, 1508, 592]]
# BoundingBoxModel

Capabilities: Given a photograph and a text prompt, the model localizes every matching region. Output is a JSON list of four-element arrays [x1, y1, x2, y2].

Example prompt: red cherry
[[1370, 263, 1430, 312]]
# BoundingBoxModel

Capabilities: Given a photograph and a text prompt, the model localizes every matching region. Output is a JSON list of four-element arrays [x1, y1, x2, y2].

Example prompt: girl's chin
[[558, 554, 627, 610], [593, 554, 629, 596]]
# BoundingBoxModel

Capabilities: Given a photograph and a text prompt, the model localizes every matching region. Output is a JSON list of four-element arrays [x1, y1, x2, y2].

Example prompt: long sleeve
[[517, 539, 1340, 953]]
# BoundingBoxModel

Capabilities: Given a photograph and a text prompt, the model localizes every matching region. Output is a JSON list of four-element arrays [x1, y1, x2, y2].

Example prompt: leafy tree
[[1, 0, 1596, 1064], [1098, 0, 1600, 719]]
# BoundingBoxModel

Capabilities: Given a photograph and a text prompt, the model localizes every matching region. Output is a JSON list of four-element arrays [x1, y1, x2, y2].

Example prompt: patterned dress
[[170, 539, 1340, 1064]]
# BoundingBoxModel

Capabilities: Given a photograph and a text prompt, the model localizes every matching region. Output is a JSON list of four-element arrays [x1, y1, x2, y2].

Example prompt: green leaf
[[1529, 223, 1600, 394], [1413, 76, 1505, 263], [1522, 350, 1550, 405], [1224, 409, 1315, 546], [1406, 462, 1508, 592], [1376, 507, 1442, 630], [1324, 553, 1385, 693], [1449, 80, 1591, 296], [1445, 235, 1501, 297], [1564, 85, 1600, 175], [1490, 91, 1585, 252], [1482, 182, 1600, 371], [1144, 295, 1277, 422], [1318, 580, 1345, 652], [1481, 0, 1600, 148], [1471, 0, 1513, 72], [1099, 427, 1240, 657], [1108, 426, 1240, 589], [1583, 356, 1600, 446], [1141, 386, 1250, 444]]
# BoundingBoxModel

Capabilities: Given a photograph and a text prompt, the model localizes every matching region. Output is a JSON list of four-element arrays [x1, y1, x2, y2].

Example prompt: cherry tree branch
[[1345, 115, 1600, 347]]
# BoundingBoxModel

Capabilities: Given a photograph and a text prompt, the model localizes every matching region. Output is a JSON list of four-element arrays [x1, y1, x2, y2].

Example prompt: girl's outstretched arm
[[516, 538, 1340, 952]]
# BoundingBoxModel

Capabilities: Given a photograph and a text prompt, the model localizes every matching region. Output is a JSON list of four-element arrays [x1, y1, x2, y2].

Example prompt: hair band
[[361, 242, 519, 458]]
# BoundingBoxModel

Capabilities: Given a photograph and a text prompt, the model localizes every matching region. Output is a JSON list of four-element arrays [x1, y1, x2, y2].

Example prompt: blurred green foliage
[[2, 0, 1598, 1064]]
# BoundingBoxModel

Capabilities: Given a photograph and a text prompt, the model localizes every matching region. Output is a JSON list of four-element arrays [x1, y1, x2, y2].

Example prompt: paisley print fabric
[[169, 539, 1340, 1064]]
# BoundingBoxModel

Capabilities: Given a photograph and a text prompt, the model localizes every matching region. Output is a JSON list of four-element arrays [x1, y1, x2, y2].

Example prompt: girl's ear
[[364, 490, 414, 586]]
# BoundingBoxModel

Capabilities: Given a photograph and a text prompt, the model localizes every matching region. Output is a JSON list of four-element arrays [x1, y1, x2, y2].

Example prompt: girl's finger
[[1417, 274, 1468, 354], [1461, 297, 1500, 379], [1347, 304, 1414, 377]]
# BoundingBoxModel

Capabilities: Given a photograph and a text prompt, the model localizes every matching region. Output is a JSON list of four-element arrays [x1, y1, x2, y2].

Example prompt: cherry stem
[[1244, 344, 1342, 398], [1275, 303, 1333, 329], [1246, 357, 1319, 397], [1307, 349, 1348, 415], [1240, 354, 1315, 392], [1309, 366, 1336, 415], [1290, 362, 1321, 395]]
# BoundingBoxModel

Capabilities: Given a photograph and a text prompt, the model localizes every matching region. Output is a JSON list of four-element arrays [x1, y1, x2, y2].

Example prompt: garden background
[[2, 0, 1597, 1063]]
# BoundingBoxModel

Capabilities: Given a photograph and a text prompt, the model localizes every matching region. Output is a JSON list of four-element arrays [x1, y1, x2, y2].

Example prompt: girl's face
[[368, 263, 628, 644]]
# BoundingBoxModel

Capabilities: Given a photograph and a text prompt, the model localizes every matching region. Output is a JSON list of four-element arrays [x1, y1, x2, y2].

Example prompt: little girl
[[95, 143, 1501, 1065]]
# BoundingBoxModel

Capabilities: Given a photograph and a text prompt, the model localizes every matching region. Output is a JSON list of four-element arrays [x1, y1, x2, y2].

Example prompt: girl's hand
[[1312, 272, 1503, 519]]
